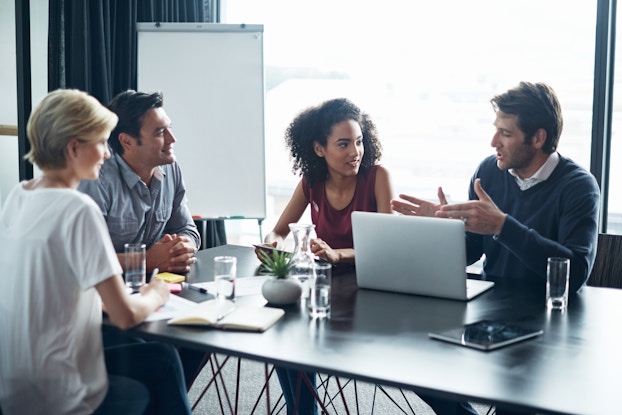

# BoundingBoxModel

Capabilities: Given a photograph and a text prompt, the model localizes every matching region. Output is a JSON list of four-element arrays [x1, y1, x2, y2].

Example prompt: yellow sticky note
[[155, 272, 186, 284]]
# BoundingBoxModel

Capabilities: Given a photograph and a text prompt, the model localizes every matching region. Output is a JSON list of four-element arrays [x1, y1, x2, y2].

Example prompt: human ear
[[533, 128, 547, 150], [119, 132, 134, 151], [67, 139, 79, 159], [313, 141, 324, 157]]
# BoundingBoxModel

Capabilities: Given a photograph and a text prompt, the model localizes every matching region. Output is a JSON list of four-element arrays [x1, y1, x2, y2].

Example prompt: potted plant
[[258, 249, 302, 305]]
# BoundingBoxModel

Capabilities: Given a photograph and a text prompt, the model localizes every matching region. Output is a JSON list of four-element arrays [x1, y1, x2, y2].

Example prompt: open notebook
[[168, 299, 284, 332], [352, 212, 494, 301]]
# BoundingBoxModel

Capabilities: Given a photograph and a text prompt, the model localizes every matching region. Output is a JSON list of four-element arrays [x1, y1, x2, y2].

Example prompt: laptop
[[351, 211, 494, 301]]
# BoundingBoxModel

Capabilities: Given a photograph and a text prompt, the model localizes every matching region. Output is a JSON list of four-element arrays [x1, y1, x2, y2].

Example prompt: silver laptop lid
[[352, 212, 492, 300]]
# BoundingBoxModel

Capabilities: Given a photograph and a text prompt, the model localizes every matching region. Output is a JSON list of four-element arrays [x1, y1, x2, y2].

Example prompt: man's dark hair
[[490, 82, 563, 154], [107, 90, 164, 155]]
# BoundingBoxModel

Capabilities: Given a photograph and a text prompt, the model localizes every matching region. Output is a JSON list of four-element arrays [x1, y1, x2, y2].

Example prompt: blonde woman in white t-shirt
[[0, 89, 191, 415]]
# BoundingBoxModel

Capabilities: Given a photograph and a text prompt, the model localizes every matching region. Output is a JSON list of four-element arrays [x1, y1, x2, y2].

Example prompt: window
[[223, 0, 597, 243], [608, 3, 622, 233]]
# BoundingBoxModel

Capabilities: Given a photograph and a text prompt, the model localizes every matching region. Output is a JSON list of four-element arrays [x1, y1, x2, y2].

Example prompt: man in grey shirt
[[79, 90, 200, 274], [79, 89, 205, 387]]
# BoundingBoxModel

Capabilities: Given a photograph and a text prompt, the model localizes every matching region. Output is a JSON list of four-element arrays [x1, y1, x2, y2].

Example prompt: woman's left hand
[[310, 238, 340, 264]]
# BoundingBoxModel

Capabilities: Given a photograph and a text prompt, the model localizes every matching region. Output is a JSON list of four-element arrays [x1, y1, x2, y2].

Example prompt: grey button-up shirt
[[78, 153, 200, 252]]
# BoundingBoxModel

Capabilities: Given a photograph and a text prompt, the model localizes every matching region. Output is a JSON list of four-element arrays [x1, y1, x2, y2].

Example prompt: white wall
[[0, 0, 18, 205], [0, 0, 48, 205]]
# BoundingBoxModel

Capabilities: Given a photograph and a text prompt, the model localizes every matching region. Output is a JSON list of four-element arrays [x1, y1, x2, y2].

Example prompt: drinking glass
[[215, 256, 237, 300], [124, 243, 146, 293], [546, 257, 570, 311], [309, 262, 332, 319]]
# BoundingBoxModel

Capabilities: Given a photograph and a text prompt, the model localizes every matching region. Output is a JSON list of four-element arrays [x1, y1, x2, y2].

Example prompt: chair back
[[587, 233, 622, 289]]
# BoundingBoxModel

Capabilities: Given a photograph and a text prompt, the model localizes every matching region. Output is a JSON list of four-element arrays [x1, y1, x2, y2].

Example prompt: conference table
[[111, 244, 622, 415]]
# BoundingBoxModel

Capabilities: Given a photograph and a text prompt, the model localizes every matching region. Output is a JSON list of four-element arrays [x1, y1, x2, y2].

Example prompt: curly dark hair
[[285, 98, 382, 185]]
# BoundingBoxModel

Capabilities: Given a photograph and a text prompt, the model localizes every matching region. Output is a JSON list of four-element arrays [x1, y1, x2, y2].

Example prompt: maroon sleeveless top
[[302, 165, 379, 250]]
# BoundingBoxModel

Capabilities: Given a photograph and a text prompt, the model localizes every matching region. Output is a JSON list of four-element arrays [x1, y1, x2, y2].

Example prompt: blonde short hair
[[25, 89, 118, 169]]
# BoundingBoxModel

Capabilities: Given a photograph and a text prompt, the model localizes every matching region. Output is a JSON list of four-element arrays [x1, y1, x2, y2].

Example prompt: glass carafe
[[288, 223, 316, 299]]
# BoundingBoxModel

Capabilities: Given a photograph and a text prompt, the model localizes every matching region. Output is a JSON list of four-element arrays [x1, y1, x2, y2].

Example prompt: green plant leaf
[[258, 249, 294, 279]]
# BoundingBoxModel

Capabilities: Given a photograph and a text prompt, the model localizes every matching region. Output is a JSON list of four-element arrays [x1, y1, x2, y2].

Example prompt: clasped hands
[[390, 178, 506, 236], [147, 233, 198, 273]]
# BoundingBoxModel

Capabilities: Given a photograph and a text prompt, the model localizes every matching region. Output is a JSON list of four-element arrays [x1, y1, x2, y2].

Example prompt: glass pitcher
[[288, 223, 316, 299]]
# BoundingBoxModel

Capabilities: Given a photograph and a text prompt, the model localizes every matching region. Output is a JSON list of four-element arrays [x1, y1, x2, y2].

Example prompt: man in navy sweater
[[392, 81, 600, 415]]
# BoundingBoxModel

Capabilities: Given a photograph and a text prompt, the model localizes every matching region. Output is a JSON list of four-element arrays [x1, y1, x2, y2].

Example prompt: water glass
[[124, 243, 146, 293], [309, 262, 332, 319], [546, 257, 570, 311], [215, 256, 237, 300]]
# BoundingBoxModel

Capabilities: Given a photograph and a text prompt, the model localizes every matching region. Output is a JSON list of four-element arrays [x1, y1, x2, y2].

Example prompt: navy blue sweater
[[466, 155, 600, 293]]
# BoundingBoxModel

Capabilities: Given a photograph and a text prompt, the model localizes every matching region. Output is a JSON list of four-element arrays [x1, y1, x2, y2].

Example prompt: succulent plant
[[258, 249, 294, 279]]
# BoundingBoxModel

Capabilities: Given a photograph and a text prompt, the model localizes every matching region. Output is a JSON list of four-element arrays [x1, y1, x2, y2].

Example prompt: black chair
[[193, 218, 227, 250], [587, 233, 622, 289]]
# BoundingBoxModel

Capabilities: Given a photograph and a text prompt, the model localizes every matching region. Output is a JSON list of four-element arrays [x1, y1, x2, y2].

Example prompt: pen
[[216, 308, 235, 322], [150, 268, 159, 281], [184, 282, 208, 294]]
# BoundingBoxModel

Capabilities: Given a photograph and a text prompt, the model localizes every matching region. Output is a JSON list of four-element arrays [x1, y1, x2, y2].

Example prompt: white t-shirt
[[0, 182, 123, 415]]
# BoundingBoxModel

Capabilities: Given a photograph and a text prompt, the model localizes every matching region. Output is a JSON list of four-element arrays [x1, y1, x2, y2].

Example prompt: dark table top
[[109, 244, 622, 415]]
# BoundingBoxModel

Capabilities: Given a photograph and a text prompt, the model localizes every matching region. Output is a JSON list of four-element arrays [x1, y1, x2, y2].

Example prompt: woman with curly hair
[[262, 98, 393, 415], [263, 97, 393, 265]]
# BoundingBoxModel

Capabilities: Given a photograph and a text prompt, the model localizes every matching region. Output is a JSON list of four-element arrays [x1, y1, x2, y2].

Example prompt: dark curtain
[[194, 219, 227, 250], [48, 0, 208, 104], [48, 0, 226, 249], [137, 0, 206, 22]]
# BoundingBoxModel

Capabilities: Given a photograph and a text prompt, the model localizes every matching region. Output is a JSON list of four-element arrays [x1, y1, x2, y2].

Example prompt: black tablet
[[428, 320, 543, 351], [253, 244, 292, 257]]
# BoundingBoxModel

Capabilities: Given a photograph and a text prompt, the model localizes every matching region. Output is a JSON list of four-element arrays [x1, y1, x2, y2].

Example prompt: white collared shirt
[[509, 152, 560, 191]]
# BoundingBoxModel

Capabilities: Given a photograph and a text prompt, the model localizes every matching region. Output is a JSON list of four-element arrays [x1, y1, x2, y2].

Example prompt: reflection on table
[[106, 244, 622, 415]]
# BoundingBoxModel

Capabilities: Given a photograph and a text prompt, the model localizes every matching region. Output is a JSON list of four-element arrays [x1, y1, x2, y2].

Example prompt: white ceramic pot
[[261, 277, 302, 305]]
